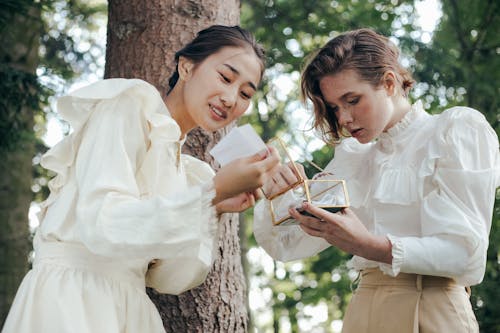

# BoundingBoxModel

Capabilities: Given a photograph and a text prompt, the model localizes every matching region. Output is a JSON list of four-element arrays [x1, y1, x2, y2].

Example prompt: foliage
[[0, 0, 42, 32], [38, 0, 107, 82], [473, 195, 500, 333], [410, 0, 499, 133], [1, 0, 106, 177], [0, 64, 50, 153], [4, 0, 106, 202]]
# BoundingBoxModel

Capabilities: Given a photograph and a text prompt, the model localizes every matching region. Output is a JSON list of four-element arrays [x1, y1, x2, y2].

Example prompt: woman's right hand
[[261, 161, 305, 199], [213, 147, 280, 204]]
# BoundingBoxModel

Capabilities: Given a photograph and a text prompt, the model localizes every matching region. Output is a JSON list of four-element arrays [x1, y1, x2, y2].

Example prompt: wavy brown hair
[[301, 28, 414, 144]]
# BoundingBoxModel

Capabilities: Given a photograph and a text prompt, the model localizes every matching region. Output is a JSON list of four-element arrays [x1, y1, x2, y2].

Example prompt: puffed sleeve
[[253, 198, 331, 261], [145, 155, 218, 294], [41, 80, 218, 295], [381, 107, 500, 285]]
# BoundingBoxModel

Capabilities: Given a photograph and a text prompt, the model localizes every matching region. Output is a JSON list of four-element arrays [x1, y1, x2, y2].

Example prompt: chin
[[201, 121, 228, 132], [356, 134, 374, 144]]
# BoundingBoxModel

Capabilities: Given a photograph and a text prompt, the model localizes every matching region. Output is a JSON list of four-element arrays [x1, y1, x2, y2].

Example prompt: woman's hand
[[289, 203, 392, 264], [213, 147, 280, 204], [215, 189, 262, 215], [261, 162, 305, 198]]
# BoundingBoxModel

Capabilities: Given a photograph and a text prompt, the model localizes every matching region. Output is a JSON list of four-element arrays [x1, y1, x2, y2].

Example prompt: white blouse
[[36, 78, 218, 294], [254, 101, 500, 286]]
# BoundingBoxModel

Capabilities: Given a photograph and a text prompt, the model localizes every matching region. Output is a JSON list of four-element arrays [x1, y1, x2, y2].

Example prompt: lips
[[350, 128, 363, 138], [209, 104, 228, 120]]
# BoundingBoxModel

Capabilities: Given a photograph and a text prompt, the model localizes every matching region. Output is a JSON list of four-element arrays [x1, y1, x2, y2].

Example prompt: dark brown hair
[[167, 25, 265, 93], [301, 28, 414, 144]]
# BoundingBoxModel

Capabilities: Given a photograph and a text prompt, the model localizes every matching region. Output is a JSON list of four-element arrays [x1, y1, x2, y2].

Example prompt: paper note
[[209, 124, 267, 166]]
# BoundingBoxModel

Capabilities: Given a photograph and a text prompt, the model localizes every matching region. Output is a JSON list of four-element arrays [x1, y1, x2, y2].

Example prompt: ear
[[382, 71, 397, 96], [178, 56, 195, 81]]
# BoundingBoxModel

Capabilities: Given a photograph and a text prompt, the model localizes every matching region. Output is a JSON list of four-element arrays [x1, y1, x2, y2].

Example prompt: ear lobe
[[178, 56, 194, 80]]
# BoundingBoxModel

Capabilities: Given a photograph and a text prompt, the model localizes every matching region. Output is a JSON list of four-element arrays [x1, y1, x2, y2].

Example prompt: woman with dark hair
[[3, 25, 278, 333], [254, 28, 499, 332]]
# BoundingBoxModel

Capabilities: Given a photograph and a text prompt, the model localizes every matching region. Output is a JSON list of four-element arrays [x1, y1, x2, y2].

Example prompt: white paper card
[[209, 124, 267, 166]]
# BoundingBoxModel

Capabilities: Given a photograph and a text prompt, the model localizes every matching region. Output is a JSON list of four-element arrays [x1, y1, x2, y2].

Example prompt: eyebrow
[[223, 64, 257, 91]]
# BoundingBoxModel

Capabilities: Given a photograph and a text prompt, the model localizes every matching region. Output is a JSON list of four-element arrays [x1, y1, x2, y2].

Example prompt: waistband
[[359, 268, 456, 291], [34, 241, 146, 290]]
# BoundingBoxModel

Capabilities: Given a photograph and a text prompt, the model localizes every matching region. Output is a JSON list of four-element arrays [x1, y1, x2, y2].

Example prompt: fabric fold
[[39, 79, 178, 220]]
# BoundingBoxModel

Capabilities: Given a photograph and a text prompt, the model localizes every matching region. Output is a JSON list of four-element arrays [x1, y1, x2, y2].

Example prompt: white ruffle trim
[[39, 79, 178, 220], [379, 233, 404, 276]]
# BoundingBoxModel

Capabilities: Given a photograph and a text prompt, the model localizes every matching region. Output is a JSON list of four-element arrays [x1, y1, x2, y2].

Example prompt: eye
[[220, 73, 231, 83], [347, 96, 360, 105], [240, 91, 252, 100]]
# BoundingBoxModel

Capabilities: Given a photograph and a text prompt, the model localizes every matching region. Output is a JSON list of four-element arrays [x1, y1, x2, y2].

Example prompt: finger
[[243, 192, 256, 207], [301, 202, 337, 222], [256, 150, 280, 171], [288, 206, 307, 222], [341, 207, 353, 216], [299, 223, 324, 237], [260, 182, 273, 198], [272, 172, 290, 189], [288, 206, 322, 229], [252, 188, 264, 200], [266, 146, 280, 160], [243, 148, 271, 163], [298, 214, 327, 231], [290, 161, 307, 179], [280, 163, 300, 184]]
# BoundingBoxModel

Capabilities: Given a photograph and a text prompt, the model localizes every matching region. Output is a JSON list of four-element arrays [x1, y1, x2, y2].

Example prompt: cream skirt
[[2, 241, 165, 333], [342, 268, 479, 333]]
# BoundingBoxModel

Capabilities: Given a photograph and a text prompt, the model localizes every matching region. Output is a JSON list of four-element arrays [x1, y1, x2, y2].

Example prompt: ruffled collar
[[386, 100, 424, 137], [377, 101, 425, 153]]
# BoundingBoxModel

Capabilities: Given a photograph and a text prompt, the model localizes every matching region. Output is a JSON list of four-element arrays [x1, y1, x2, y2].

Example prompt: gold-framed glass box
[[263, 137, 350, 226]]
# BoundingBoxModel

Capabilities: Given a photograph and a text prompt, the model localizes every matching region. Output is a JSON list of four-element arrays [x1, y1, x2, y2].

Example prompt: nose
[[220, 87, 238, 109], [336, 107, 353, 127]]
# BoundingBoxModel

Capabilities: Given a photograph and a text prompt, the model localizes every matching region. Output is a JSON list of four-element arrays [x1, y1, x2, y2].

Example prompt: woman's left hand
[[289, 203, 392, 264], [216, 190, 261, 215]]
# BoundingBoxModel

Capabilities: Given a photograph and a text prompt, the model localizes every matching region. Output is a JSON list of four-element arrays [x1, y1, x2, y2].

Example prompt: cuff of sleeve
[[379, 234, 404, 277]]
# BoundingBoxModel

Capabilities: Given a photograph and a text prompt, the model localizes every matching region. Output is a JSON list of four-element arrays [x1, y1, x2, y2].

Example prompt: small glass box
[[263, 137, 350, 226]]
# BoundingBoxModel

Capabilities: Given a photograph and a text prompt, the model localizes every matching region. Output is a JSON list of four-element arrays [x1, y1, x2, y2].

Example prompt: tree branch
[[445, 0, 469, 54]]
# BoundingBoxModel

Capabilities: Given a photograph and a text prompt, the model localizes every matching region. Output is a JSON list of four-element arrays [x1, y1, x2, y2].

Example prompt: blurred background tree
[[0, 0, 105, 326], [1, 0, 498, 332]]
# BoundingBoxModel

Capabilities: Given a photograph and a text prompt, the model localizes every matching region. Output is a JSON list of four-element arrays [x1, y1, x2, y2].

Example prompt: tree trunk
[[0, 5, 41, 326], [105, 1, 248, 331]]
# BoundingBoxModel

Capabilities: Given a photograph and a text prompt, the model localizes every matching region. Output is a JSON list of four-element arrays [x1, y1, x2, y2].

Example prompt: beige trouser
[[342, 269, 479, 333]]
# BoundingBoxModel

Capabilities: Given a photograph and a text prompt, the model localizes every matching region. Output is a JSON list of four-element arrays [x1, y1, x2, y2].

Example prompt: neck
[[386, 96, 412, 131], [163, 83, 194, 137]]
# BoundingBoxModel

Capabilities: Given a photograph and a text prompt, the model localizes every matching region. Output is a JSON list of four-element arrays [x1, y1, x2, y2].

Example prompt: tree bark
[[0, 5, 41, 326], [105, 1, 248, 331]]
